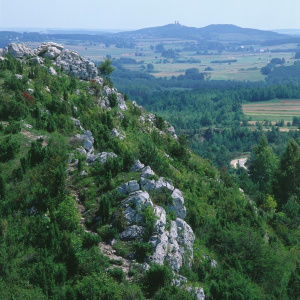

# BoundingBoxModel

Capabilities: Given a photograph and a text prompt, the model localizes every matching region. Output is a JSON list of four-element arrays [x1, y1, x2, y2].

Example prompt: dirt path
[[66, 160, 132, 279], [230, 157, 248, 169]]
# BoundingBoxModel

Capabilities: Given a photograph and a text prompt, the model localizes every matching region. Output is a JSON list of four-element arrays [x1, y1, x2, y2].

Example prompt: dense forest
[[111, 62, 300, 168], [0, 48, 299, 300]]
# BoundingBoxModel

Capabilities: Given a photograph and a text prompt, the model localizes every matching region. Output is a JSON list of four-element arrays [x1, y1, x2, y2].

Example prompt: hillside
[[0, 43, 299, 299], [114, 23, 287, 43]]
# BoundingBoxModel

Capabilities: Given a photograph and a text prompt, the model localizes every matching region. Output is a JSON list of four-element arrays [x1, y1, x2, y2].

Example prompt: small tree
[[98, 58, 114, 78]]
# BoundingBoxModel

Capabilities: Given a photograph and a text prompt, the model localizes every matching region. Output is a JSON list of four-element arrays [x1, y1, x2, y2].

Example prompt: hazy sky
[[1, 0, 300, 31]]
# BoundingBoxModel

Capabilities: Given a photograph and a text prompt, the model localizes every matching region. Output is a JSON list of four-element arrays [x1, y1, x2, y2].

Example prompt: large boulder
[[36, 42, 64, 59], [74, 130, 94, 154], [130, 160, 145, 172], [141, 166, 155, 179], [117, 180, 140, 195], [3, 43, 34, 58], [140, 177, 156, 191]]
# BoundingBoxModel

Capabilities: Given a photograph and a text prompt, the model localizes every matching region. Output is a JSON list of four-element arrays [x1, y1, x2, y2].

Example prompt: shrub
[[108, 267, 125, 283], [143, 264, 173, 297]]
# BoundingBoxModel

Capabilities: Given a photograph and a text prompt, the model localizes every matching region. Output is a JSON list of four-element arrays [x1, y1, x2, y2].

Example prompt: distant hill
[[114, 23, 288, 43]]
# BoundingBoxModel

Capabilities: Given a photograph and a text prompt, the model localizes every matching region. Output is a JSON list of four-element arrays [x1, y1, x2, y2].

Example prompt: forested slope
[[0, 44, 298, 299]]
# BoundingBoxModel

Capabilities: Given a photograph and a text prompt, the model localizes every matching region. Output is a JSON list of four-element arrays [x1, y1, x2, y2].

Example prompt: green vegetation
[[0, 49, 299, 300]]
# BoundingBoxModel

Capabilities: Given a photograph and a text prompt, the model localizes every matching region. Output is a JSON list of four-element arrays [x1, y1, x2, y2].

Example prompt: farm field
[[243, 99, 300, 131], [24, 39, 298, 82]]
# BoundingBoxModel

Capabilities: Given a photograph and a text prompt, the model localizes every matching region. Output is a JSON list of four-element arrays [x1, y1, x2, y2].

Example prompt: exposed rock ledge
[[115, 165, 195, 272]]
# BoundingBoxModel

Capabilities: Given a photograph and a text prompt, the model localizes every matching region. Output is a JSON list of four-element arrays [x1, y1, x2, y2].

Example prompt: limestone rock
[[55, 49, 98, 80], [154, 177, 175, 192], [36, 42, 63, 59], [211, 259, 217, 268], [71, 117, 84, 131], [172, 274, 187, 287], [29, 56, 44, 65], [117, 180, 140, 195], [110, 128, 126, 140], [169, 189, 186, 220], [75, 130, 94, 154], [130, 160, 144, 172], [187, 287, 205, 300], [15, 74, 23, 80], [176, 218, 195, 267], [103, 86, 127, 110], [121, 191, 153, 226], [86, 152, 117, 165], [140, 177, 156, 191], [165, 122, 178, 139], [141, 166, 155, 178], [3, 43, 34, 58], [79, 170, 88, 176], [49, 66, 57, 76], [119, 225, 145, 241]]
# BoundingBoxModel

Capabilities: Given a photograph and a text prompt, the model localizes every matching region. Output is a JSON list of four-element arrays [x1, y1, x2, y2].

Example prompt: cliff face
[[0, 43, 205, 299]]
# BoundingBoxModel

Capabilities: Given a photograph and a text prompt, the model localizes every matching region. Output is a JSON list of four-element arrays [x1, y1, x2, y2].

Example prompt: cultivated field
[[243, 99, 300, 131], [24, 39, 298, 82]]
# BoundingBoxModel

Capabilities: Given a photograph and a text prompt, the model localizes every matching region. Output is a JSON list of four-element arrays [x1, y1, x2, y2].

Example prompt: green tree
[[0, 175, 6, 199], [274, 139, 300, 207], [249, 135, 278, 194], [98, 58, 115, 78]]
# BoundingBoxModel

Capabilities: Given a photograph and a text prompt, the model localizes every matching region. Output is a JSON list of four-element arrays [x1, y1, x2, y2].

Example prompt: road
[[230, 157, 248, 169]]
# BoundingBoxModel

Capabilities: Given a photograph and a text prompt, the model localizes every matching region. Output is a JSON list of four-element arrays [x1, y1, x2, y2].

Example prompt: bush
[[108, 93, 118, 107], [82, 232, 101, 248], [143, 264, 173, 297], [0, 135, 20, 162], [108, 267, 125, 283], [133, 242, 153, 262]]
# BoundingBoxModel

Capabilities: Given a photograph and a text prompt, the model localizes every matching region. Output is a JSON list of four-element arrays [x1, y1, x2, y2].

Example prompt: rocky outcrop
[[119, 225, 145, 241], [165, 122, 178, 139], [2, 42, 98, 81], [130, 160, 144, 172], [87, 152, 117, 165], [101, 86, 127, 111], [3, 43, 34, 58], [149, 217, 195, 271], [169, 189, 186, 219], [75, 130, 94, 155], [48, 66, 57, 76], [187, 287, 205, 300], [36, 42, 63, 59], [117, 180, 140, 195], [110, 128, 126, 140], [115, 165, 195, 272], [120, 191, 153, 227], [71, 117, 117, 165], [55, 49, 98, 80]]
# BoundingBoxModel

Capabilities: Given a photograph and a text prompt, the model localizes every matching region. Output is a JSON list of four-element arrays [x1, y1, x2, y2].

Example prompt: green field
[[243, 99, 300, 129]]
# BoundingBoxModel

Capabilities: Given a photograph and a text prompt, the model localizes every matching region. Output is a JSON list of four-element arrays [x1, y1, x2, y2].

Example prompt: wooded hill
[[0, 44, 298, 299]]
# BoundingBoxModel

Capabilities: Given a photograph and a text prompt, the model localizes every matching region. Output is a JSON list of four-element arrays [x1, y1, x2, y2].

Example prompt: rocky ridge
[[1, 42, 204, 298]]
